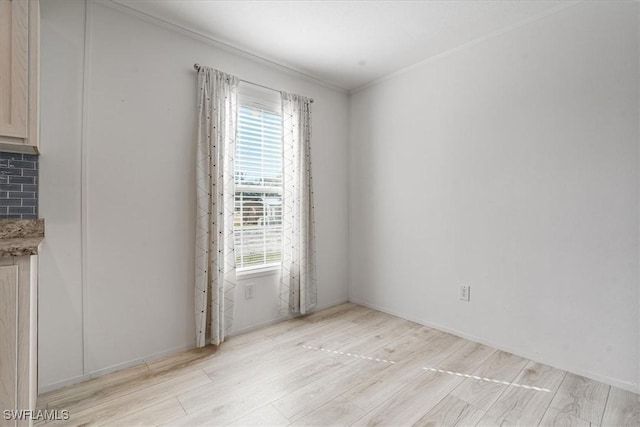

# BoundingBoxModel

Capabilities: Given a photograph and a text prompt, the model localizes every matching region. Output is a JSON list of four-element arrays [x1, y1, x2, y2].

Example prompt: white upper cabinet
[[0, 0, 38, 153]]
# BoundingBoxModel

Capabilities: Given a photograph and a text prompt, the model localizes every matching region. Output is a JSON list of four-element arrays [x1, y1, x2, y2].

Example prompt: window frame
[[234, 87, 283, 276]]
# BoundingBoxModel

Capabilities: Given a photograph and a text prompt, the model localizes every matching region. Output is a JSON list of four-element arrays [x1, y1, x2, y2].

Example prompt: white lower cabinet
[[0, 256, 37, 427]]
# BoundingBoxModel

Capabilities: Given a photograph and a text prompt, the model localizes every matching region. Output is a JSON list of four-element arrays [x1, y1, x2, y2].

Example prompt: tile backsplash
[[0, 152, 39, 219]]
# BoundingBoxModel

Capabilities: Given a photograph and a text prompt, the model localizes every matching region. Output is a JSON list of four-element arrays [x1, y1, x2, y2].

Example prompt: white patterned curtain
[[195, 67, 238, 346], [279, 92, 317, 315]]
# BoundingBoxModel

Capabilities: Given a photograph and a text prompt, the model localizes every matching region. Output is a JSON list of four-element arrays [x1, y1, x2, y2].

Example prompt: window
[[234, 97, 283, 271]]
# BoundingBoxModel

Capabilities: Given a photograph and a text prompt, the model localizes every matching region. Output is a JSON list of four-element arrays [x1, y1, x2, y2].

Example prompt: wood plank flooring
[[36, 303, 639, 426]]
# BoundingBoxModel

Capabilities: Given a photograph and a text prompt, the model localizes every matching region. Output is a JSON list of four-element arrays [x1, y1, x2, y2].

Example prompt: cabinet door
[[0, 265, 18, 427], [0, 0, 29, 139]]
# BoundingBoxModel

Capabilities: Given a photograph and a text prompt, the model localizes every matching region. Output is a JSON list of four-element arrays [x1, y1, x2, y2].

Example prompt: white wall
[[40, 0, 639, 394], [349, 1, 639, 392], [39, 0, 349, 391], [39, 0, 86, 389]]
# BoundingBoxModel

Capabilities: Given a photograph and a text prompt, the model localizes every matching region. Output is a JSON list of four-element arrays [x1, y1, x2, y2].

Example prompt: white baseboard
[[39, 298, 350, 394], [229, 298, 350, 336], [350, 297, 640, 395], [39, 342, 194, 394]]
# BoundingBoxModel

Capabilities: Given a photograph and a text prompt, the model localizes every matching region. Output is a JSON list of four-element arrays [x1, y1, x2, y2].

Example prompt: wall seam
[[346, 93, 352, 302], [80, 0, 93, 376]]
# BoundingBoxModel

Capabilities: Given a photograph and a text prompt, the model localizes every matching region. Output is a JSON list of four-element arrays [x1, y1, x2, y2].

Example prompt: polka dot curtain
[[194, 67, 238, 347], [279, 92, 318, 315]]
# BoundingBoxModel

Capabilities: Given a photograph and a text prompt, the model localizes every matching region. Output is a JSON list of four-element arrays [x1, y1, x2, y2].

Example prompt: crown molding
[[98, 0, 348, 94], [349, 0, 583, 95]]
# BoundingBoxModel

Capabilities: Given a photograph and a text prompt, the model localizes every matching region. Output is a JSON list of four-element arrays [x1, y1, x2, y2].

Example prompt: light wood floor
[[37, 303, 639, 426]]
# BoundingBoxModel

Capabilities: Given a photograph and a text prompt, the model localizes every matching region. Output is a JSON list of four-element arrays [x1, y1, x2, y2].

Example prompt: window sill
[[237, 264, 280, 279]]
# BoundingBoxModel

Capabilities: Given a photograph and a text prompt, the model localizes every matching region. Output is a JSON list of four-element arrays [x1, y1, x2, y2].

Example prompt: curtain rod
[[193, 63, 314, 103]]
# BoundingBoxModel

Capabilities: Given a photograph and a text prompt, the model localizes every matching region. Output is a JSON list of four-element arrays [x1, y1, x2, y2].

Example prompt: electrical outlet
[[460, 285, 470, 302], [244, 283, 255, 300]]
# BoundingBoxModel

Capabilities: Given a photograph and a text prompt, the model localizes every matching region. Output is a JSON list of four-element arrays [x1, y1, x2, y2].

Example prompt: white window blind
[[234, 104, 283, 270]]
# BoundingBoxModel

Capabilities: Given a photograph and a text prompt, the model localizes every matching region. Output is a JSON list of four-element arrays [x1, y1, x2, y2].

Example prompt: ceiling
[[112, 0, 572, 91]]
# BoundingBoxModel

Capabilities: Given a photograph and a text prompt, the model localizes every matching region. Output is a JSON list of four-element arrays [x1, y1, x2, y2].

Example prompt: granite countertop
[[0, 219, 44, 256]]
